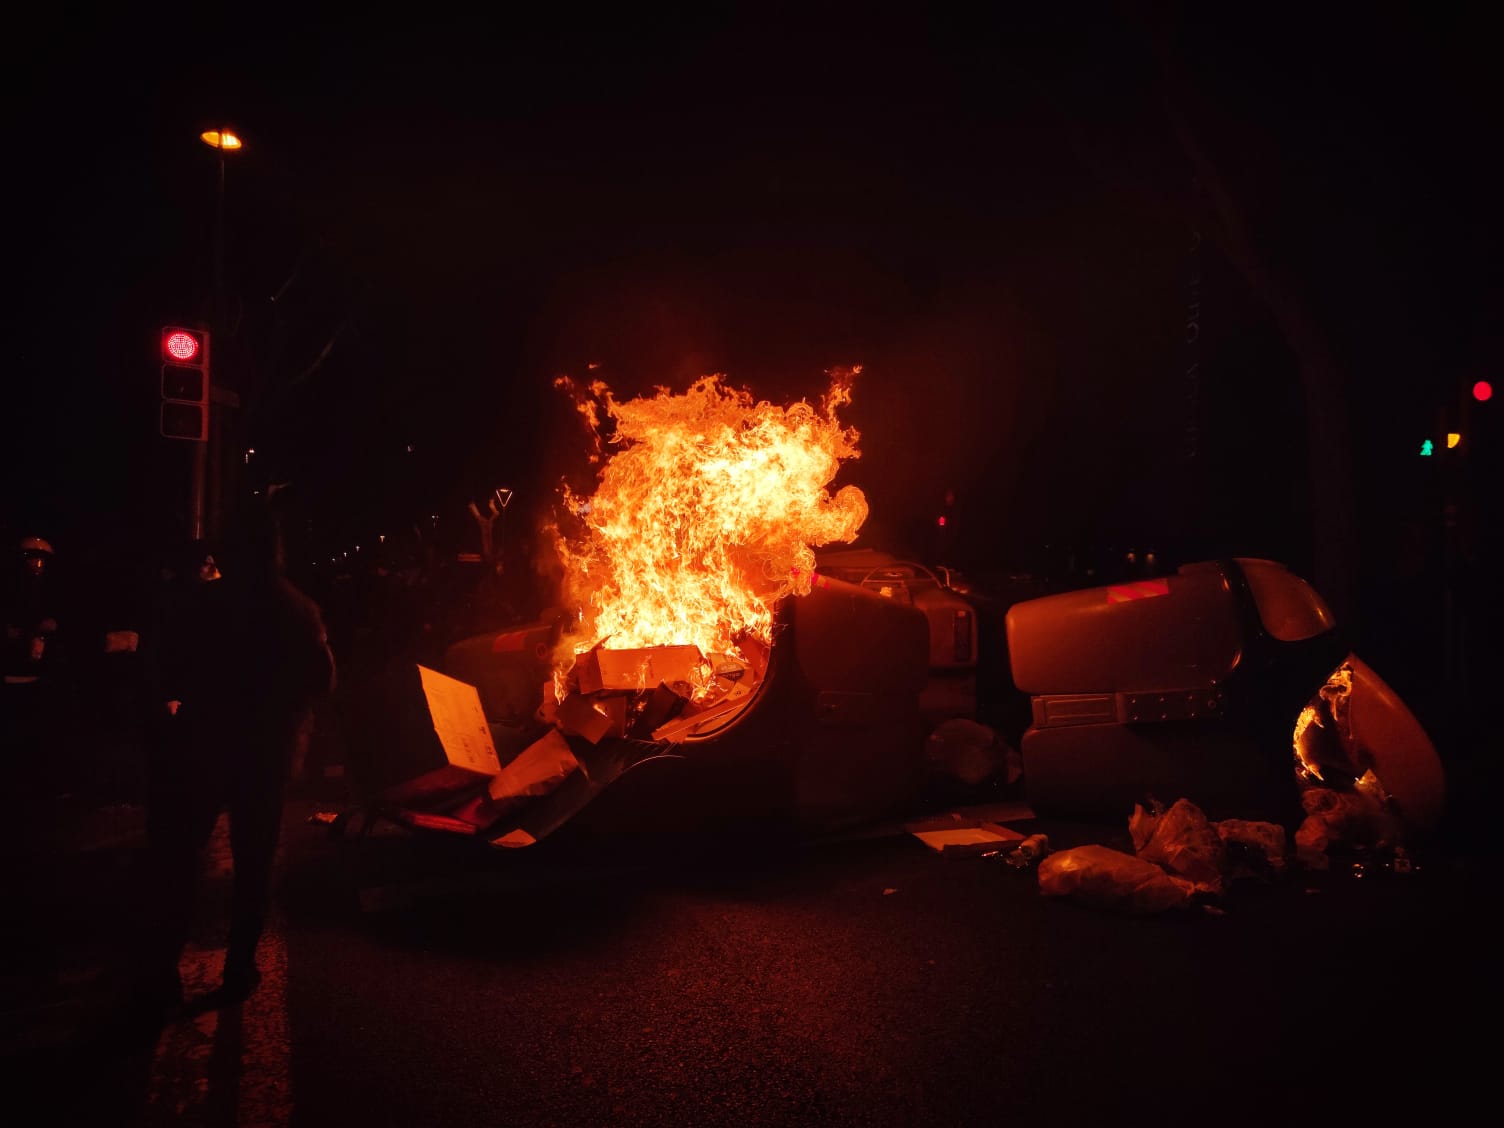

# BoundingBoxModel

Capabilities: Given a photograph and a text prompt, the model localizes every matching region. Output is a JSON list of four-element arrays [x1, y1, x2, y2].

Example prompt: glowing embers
[[548, 634, 770, 744], [1292, 663, 1356, 785], [549, 368, 868, 695]]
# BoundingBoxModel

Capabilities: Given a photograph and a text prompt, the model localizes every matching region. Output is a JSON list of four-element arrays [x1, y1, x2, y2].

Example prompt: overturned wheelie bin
[[338, 570, 933, 851], [1005, 556, 1446, 838]]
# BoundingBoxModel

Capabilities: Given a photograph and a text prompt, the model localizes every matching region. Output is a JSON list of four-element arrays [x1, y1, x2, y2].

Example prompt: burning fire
[[550, 369, 869, 685], [1292, 662, 1356, 784]]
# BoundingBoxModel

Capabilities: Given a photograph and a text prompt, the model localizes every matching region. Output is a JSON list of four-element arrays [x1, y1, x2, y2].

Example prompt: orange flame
[[1293, 663, 1355, 783], [553, 369, 868, 667]]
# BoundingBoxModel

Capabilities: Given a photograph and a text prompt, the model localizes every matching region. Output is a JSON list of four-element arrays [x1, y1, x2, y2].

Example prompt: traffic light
[[160, 325, 209, 441]]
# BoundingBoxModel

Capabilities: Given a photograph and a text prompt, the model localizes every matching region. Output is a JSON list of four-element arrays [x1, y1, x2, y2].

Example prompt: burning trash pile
[[373, 367, 892, 845], [348, 363, 985, 845], [542, 368, 869, 743]]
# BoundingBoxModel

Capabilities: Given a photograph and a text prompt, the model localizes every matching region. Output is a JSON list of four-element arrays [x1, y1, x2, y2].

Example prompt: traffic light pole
[[188, 147, 227, 543], [189, 417, 208, 543], [207, 147, 225, 540]]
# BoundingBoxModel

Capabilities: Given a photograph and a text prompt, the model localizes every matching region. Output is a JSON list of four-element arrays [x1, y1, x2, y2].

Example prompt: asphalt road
[[4, 782, 1489, 1127]]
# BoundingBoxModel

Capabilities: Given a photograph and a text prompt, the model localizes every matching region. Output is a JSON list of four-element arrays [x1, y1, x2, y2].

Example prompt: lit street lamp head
[[199, 129, 243, 151]]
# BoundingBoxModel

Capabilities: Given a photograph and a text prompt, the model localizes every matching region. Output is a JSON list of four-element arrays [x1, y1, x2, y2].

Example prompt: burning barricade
[[339, 369, 1447, 872]]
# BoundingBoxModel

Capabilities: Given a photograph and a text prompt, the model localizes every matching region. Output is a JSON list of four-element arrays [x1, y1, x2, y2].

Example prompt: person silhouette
[[130, 496, 335, 1023], [2, 534, 73, 795]]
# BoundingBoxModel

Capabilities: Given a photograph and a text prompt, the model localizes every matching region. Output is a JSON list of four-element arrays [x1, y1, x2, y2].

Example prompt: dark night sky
[[6, 8, 1501, 600]]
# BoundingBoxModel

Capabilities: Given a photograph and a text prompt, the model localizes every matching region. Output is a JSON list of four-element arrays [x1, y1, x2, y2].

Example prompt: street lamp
[[192, 125, 242, 541], [199, 129, 242, 151]]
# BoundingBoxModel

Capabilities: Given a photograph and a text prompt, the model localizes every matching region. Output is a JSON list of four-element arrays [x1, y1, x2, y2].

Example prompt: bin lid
[[1007, 563, 1245, 695]]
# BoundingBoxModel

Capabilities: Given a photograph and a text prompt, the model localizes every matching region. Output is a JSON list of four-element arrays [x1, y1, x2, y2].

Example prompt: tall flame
[[553, 369, 868, 663]]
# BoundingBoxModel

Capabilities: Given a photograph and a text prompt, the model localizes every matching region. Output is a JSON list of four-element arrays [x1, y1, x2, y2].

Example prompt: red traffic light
[[160, 325, 209, 441], [1475, 380, 1494, 403], [163, 327, 203, 363]]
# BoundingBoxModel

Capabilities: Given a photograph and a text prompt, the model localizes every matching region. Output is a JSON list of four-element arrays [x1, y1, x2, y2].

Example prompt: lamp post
[[195, 127, 242, 541]]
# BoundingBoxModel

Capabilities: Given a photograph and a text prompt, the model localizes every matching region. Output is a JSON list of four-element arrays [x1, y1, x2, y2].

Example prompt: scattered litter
[[1004, 833, 1050, 870], [1037, 845, 1196, 915], [1216, 818, 1288, 877], [1294, 773, 1400, 870], [1129, 798, 1227, 895], [1035, 782, 1426, 916]]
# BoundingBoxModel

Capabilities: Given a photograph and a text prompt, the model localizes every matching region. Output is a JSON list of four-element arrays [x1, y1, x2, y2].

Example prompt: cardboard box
[[574, 644, 707, 694], [910, 822, 1026, 857], [629, 682, 692, 739], [555, 692, 628, 743], [538, 681, 559, 725]]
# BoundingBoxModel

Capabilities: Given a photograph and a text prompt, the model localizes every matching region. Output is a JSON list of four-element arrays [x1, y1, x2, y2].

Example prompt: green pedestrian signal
[[1419, 439, 1434, 456]]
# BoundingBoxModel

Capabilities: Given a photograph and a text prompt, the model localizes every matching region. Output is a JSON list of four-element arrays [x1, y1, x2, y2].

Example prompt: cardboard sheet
[[418, 665, 503, 777], [911, 822, 1026, 857]]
